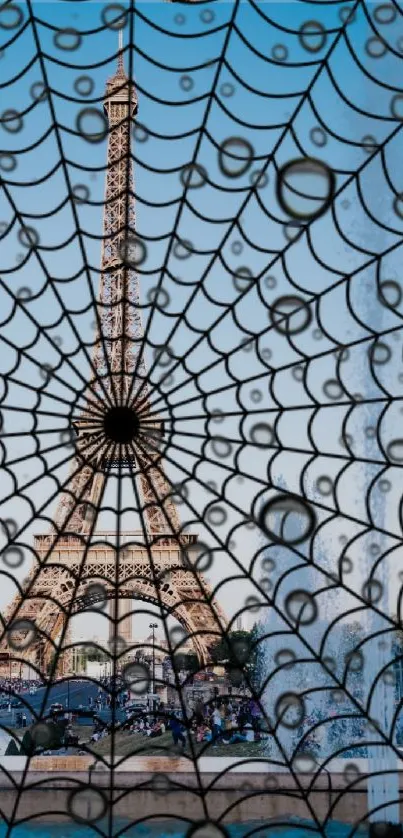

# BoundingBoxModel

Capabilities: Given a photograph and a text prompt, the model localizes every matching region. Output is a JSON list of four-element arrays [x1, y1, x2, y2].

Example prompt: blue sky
[[1, 0, 403, 647]]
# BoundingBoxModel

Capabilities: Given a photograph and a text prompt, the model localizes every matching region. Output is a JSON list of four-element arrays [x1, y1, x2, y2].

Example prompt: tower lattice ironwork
[[1, 37, 226, 676]]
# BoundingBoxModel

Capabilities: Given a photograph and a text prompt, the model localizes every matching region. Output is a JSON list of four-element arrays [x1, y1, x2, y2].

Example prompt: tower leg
[[108, 598, 132, 646]]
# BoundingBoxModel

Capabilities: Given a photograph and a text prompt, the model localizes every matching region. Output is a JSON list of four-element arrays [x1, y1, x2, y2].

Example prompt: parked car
[[49, 702, 64, 715]]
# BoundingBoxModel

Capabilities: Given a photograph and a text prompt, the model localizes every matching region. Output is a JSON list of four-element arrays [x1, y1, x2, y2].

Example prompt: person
[[226, 730, 247, 745], [196, 724, 207, 743], [149, 720, 163, 739], [224, 713, 233, 734], [244, 723, 254, 742], [22, 713, 27, 728], [169, 715, 186, 748], [238, 703, 248, 730], [194, 700, 204, 725], [211, 706, 222, 746]]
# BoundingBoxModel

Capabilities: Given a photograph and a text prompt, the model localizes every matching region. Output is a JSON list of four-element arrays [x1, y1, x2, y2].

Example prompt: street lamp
[[149, 623, 158, 714]]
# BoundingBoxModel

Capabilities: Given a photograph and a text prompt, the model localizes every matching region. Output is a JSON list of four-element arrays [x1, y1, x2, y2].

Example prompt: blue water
[[0, 821, 366, 838]]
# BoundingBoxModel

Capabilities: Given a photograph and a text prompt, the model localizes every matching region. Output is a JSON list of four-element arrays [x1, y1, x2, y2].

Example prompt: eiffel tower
[[1, 34, 226, 678]]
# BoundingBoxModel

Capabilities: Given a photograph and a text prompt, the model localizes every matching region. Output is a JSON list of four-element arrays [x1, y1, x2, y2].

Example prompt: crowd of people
[[0, 678, 38, 696], [119, 696, 265, 749], [0, 674, 268, 754]]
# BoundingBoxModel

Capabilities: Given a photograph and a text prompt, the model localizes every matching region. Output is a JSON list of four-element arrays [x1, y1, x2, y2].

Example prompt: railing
[[33, 531, 197, 547]]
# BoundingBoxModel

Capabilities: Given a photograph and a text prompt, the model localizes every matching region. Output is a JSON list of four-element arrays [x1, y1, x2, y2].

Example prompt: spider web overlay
[[0, 0, 403, 835]]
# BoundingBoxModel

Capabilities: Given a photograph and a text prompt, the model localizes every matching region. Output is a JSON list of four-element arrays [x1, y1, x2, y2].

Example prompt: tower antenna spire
[[117, 28, 124, 73]]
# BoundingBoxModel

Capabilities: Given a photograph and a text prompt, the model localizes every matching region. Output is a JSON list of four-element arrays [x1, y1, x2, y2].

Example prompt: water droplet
[[231, 240, 243, 255], [30, 82, 48, 102], [83, 582, 107, 611], [362, 578, 383, 604], [269, 295, 312, 336], [211, 437, 232, 458], [259, 495, 316, 546], [271, 44, 288, 62], [0, 109, 23, 133], [233, 266, 254, 293], [2, 547, 24, 568], [0, 3, 23, 29], [387, 439, 403, 462], [218, 137, 254, 179], [378, 280, 402, 309], [339, 6, 356, 24], [173, 239, 193, 260], [299, 20, 326, 52], [362, 134, 378, 154], [200, 9, 215, 24], [7, 619, 36, 650], [206, 506, 227, 526], [101, 3, 128, 30], [369, 340, 392, 365], [323, 379, 343, 400], [184, 540, 213, 573], [72, 184, 90, 204], [316, 476, 333, 496], [76, 108, 108, 143], [122, 662, 150, 693], [74, 75, 94, 97], [285, 590, 318, 625], [54, 28, 82, 51], [374, 4, 396, 24], [393, 193, 403, 219], [180, 163, 207, 189], [68, 787, 107, 824], [18, 226, 39, 248], [345, 650, 364, 672], [249, 422, 274, 448], [274, 649, 296, 667], [284, 220, 304, 241], [365, 37, 388, 58], [277, 157, 335, 220], [220, 82, 235, 97], [180, 75, 194, 92], [17, 287, 32, 300], [119, 233, 147, 267], [293, 751, 317, 772], [391, 94, 403, 120], [275, 692, 305, 729], [0, 153, 16, 172], [250, 169, 268, 188], [147, 287, 170, 308], [310, 126, 327, 147], [186, 820, 228, 838], [343, 762, 361, 784]]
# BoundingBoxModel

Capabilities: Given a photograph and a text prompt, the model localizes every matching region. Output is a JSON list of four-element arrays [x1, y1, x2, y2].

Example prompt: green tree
[[172, 652, 199, 674], [210, 630, 254, 666], [5, 738, 19, 756], [209, 629, 261, 685], [20, 730, 35, 756]]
